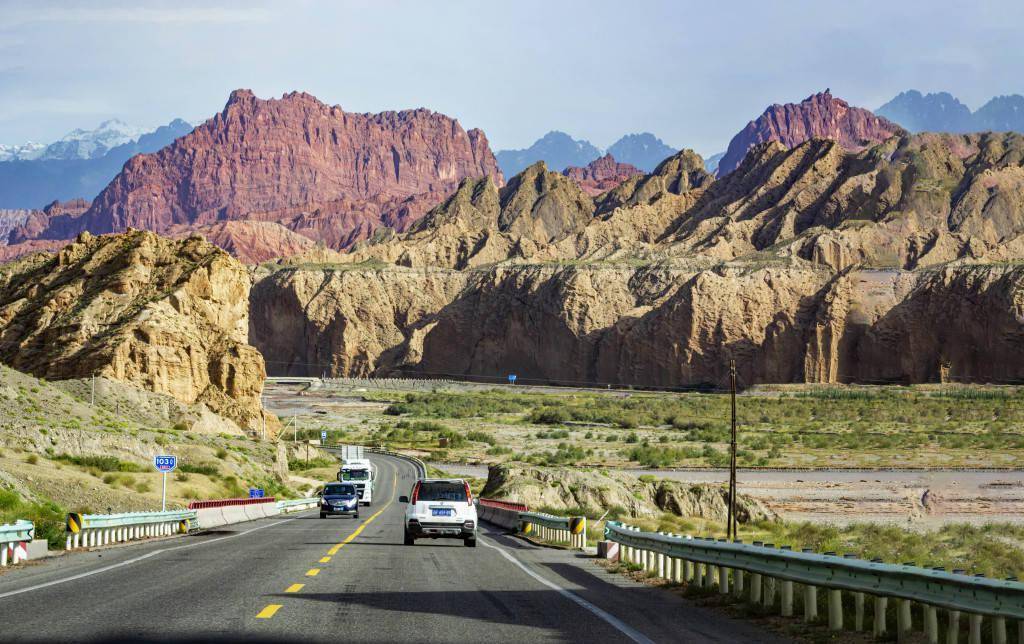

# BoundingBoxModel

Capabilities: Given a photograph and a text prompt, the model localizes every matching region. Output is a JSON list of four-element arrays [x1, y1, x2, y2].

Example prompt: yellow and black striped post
[[569, 516, 587, 549]]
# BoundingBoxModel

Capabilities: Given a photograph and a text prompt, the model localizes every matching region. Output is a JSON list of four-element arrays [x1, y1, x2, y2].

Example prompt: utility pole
[[91, 372, 96, 406], [728, 359, 738, 541]]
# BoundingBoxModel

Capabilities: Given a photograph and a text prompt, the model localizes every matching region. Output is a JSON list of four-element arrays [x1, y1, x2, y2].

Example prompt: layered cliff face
[[0, 230, 270, 428], [7, 90, 502, 260], [250, 130, 1024, 386], [717, 90, 904, 175], [562, 154, 643, 196], [250, 261, 1024, 386]]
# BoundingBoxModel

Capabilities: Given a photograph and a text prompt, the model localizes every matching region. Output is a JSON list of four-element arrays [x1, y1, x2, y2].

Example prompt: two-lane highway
[[0, 455, 784, 643]]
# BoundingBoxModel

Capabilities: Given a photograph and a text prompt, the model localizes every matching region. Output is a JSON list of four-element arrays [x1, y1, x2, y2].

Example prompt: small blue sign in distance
[[154, 455, 177, 472], [321, 430, 327, 441], [508, 374, 517, 383], [249, 488, 265, 499]]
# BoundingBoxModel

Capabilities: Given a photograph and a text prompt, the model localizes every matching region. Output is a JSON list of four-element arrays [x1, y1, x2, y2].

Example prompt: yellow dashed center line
[[255, 469, 400, 619], [256, 604, 281, 619]]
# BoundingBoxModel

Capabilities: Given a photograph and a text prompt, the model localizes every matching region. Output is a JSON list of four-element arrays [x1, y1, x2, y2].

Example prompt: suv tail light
[[464, 481, 473, 504], [410, 481, 422, 504]]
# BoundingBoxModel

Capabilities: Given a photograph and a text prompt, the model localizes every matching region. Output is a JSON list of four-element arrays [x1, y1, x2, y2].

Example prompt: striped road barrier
[[476, 498, 528, 530], [0, 520, 33, 567], [605, 520, 1024, 643], [65, 510, 196, 551]]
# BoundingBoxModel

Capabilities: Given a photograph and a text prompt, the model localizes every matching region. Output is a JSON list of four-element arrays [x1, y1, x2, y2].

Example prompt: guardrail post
[[804, 584, 818, 622], [924, 605, 938, 643], [706, 564, 717, 589], [968, 614, 981, 644], [672, 557, 682, 583], [992, 617, 1006, 644], [764, 575, 777, 609], [719, 566, 730, 594], [856, 589, 864, 630], [734, 568, 744, 595], [750, 573, 762, 603], [780, 579, 793, 617], [898, 598, 912, 638], [657, 551, 666, 578], [947, 610, 960, 644], [684, 559, 693, 582], [873, 596, 888, 638], [824, 589, 841, 630]]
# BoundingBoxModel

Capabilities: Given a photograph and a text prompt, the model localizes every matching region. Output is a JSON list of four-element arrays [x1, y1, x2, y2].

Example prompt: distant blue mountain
[[0, 118, 193, 209], [495, 131, 602, 177], [877, 90, 1024, 134], [496, 130, 680, 177], [606, 133, 677, 172]]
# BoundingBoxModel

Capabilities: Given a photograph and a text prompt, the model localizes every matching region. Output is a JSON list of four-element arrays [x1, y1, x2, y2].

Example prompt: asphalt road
[[0, 455, 784, 643]]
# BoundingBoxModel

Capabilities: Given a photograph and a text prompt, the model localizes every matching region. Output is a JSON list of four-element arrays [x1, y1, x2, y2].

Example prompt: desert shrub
[[56, 454, 143, 472], [530, 407, 571, 425], [466, 430, 496, 445], [178, 462, 220, 477]]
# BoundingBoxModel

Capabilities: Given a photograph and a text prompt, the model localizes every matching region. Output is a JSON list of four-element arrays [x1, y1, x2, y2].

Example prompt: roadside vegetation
[[302, 385, 1024, 468]]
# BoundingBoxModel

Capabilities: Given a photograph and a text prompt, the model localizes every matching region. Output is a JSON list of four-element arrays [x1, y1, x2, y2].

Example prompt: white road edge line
[[0, 514, 305, 600], [479, 537, 656, 644]]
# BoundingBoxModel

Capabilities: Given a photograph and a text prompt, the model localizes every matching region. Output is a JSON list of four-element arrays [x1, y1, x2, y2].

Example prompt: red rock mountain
[[717, 90, 905, 175], [562, 154, 643, 196], [8, 90, 503, 258]]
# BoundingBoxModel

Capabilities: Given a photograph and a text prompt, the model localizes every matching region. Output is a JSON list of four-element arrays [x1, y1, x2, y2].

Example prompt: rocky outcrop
[[480, 463, 775, 523], [718, 90, 904, 175], [175, 221, 318, 265], [0, 230, 270, 429], [562, 154, 643, 196], [7, 90, 502, 260]]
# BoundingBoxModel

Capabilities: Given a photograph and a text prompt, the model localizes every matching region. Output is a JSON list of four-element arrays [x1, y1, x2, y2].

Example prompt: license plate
[[431, 508, 453, 517]]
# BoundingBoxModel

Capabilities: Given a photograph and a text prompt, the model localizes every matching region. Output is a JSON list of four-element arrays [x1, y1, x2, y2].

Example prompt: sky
[[1, 0, 1023, 156]]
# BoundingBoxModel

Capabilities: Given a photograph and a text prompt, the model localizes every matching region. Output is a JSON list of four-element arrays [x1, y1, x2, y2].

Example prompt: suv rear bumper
[[407, 520, 475, 539]]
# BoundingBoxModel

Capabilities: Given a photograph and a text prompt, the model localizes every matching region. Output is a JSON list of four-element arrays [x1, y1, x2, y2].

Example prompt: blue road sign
[[154, 455, 177, 472], [249, 488, 265, 499], [508, 374, 517, 384], [321, 430, 327, 441]]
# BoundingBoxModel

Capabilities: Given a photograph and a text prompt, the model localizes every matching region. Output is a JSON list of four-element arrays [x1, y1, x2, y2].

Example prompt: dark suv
[[319, 482, 361, 519]]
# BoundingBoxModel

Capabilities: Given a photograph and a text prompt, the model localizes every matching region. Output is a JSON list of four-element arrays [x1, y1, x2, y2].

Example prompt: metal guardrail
[[605, 520, 1024, 640], [514, 511, 587, 549], [276, 498, 319, 512], [65, 510, 196, 551], [0, 519, 34, 544], [363, 447, 427, 479], [0, 520, 34, 567]]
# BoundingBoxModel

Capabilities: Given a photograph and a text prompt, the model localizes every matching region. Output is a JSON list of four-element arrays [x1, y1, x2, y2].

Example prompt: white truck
[[337, 451, 375, 506]]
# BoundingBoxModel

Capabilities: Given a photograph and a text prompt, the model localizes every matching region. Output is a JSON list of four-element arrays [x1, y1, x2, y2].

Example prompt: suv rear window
[[418, 481, 468, 502]]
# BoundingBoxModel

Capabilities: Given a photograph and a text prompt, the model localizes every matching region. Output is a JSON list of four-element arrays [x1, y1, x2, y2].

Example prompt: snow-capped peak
[[38, 119, 148, 161]]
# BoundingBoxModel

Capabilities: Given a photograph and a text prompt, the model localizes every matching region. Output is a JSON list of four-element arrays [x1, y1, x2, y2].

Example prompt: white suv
[[400, 478, 478, 547]]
